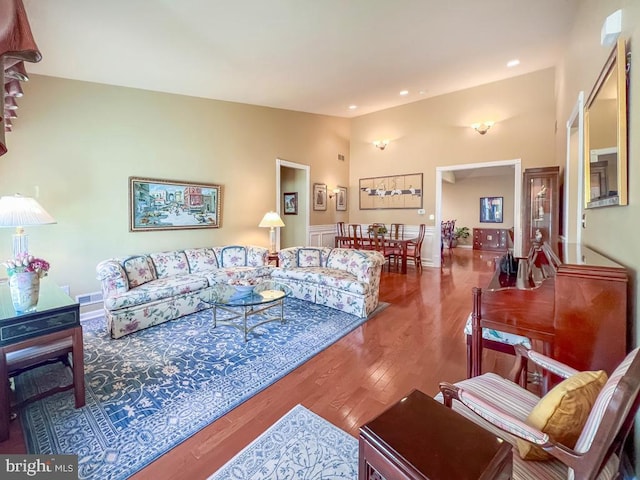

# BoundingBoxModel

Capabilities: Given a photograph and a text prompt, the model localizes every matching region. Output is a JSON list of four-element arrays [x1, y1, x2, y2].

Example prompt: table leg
[[72, 326, 86, 408], [401, 242, 408, 274], [243, 307, 249, 342], [0, 348, 9, 442], [471, 288, 483, 378]]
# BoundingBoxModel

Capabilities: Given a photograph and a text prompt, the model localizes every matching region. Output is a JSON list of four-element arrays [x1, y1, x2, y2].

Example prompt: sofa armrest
[[96, 259, 129, 298], [326, 248, 384, 283]]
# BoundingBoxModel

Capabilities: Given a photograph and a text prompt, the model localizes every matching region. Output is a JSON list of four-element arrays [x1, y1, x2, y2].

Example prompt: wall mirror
[[584, 37, 628, 208]]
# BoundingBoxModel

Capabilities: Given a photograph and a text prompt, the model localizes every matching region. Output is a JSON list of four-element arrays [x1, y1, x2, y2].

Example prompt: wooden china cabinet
[[522, 166, 560, 254]]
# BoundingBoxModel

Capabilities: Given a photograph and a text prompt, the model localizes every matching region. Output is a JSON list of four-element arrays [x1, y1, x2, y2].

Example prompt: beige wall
[[556, 0, 639, 340], [349, 68, 556, 228], [557, 4, 640, 465], [442, 174, 515, 247], [0, 75, 349, 298]]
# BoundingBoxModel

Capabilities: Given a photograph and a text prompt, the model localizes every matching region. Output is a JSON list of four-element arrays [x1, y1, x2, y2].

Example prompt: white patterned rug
[[16, 298, 387, 480], [207, 404, 358, 479]]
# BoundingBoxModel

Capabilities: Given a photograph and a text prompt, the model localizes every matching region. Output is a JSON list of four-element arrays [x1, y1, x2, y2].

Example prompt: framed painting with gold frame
[[129, 176, 222, 231]]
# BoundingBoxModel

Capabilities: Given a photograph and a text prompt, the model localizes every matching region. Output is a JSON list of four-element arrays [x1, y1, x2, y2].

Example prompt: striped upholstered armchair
[[438, 345, 640, 480]]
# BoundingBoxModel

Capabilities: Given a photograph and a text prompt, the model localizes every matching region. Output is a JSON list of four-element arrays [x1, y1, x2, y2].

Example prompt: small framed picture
[[313, 183, 327, 211], [283, 192, 298, 215], [336, 186, 347, 211], [480, 196, 503, 223]]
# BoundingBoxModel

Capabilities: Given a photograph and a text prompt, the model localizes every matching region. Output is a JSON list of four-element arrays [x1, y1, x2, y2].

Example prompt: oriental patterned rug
[[207, 404, 358, 479], [16, 298, 387, 480]]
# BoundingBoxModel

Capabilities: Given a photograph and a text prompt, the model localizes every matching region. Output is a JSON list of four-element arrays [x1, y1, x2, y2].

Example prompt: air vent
[[76, 291, 103, 306]]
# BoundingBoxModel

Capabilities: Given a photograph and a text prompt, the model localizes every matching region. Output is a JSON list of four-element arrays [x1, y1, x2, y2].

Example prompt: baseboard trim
[[80, 309, 104, 323]]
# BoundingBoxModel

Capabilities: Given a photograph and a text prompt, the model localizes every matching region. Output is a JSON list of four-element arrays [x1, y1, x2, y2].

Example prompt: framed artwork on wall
[[283, 192, 298, 215], [479, 196, 503, 223], [336, 186, 347, 211], [129, 176, 222, 231], [313, 183, 327, 211], [358, 173, 423, 210]]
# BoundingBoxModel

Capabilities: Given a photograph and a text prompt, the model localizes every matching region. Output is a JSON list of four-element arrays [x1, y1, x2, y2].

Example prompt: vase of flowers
[[4, 254, 50, 312]]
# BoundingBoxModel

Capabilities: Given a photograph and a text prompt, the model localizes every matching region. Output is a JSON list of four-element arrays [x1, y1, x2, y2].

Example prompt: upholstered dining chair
[[464, 312, 531, 387], [441, 220, 456, 263], [438, 345, 640, 480], [369, 232, 399, 271]]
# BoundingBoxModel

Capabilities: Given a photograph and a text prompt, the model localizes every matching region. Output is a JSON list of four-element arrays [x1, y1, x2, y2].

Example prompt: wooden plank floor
[[1, 248, 514, 479]]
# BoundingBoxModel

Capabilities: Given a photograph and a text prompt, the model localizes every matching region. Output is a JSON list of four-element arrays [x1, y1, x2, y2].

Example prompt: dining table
[[334, 233, 419, 274]]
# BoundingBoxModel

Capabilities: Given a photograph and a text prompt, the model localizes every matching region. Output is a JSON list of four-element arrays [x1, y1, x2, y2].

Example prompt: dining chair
[[368, 232, 398, 271], [438, 345, 640, 480], [405, 223, 425, 271], [390, 223, 404, 239], [348, 224, 365, 249], [441, 220, 456, 263], [336, 221, 347, 247]]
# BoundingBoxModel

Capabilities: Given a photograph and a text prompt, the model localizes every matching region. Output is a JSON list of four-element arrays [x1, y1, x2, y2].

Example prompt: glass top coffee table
[[208, 280, 291, 341]]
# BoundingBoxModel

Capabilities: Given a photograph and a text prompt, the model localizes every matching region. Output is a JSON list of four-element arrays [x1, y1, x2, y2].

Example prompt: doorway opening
[[434, 159, 522, 268], [276, 159, 310, 250]]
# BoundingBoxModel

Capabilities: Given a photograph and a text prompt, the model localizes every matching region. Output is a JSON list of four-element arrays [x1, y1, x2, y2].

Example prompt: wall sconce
[[471, 121, 494, 135], [328, 188, 341, 199], [373, 140, 389, 150]]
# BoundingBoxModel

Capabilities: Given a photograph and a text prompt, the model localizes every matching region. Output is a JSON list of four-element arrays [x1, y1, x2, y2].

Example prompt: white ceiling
[[22, 0, 579, 118]]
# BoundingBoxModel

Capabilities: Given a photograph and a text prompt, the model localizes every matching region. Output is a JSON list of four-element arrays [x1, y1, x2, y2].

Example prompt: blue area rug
[[207, 404, 358, 479], [17, 298, 385, 480]]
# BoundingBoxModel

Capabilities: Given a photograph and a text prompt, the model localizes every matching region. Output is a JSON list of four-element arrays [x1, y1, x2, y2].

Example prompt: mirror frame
[[584, 37, 628, 208]]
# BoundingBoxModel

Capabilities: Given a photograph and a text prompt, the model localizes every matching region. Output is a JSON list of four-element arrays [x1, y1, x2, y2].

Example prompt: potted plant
[[452, 227, 470, 247]]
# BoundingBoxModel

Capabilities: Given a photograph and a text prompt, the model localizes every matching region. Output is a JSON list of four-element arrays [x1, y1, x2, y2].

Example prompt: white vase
[[9, 271, 40, 312]]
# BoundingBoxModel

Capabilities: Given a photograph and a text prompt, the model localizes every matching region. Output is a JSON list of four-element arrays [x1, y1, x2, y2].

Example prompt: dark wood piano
[[471, 242, 628, 381]]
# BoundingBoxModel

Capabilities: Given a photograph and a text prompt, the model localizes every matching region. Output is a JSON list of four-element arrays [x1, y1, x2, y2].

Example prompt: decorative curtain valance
[[0, 0, 42, 156]]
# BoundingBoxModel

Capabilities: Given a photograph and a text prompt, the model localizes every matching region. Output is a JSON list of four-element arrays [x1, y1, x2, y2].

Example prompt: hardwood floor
[[1, 248, 514, 479]]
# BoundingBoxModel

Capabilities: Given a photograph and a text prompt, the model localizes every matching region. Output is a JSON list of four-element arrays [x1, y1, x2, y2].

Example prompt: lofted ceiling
[[22, 0, 578, 118]]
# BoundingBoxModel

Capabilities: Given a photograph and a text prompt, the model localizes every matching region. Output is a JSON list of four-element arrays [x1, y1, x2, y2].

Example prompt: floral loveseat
[[270, 247, 385, 317], [96, 245, 270, 339]]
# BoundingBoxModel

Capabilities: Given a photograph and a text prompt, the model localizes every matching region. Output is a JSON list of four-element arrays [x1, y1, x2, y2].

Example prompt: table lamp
[[0, 193, 56, 257], [258, 211, 285, 253]]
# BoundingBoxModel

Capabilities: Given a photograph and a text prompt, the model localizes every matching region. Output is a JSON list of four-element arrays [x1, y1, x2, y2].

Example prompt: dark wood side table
[[267, 252, 279, 267], [0, 278, 84, 442], [359, 389, 512, 480]]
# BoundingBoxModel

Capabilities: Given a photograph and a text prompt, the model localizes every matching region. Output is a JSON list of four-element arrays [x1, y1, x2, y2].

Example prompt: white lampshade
[[0, 194, 57, 256], [258, 211, 285, 228], [259, 211, 285, 253]]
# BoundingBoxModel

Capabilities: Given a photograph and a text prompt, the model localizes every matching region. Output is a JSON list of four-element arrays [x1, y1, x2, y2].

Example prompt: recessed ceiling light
[[419, 90, 427, 95], [399, 90, 409, 96], [507, 59, 520, 68], [348, 105, 358, 110]]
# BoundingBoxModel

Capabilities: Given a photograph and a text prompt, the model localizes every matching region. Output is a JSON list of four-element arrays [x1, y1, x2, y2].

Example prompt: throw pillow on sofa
[[122, 256, 156, 288], [150, 251, 190, 277], [297, 248, 324, 267]]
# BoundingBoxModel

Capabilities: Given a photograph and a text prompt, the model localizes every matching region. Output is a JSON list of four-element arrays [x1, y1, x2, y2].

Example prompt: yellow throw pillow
[[517, 370, 608, 461]]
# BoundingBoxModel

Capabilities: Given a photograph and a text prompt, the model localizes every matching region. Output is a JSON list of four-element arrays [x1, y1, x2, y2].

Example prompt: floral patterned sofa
[[270, 247, 385, 317], [96, 245, 270, 339]]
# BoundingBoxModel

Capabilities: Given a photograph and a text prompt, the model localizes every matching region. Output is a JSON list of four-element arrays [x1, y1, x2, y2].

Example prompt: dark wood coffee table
[[358, 389, 512, 480]]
